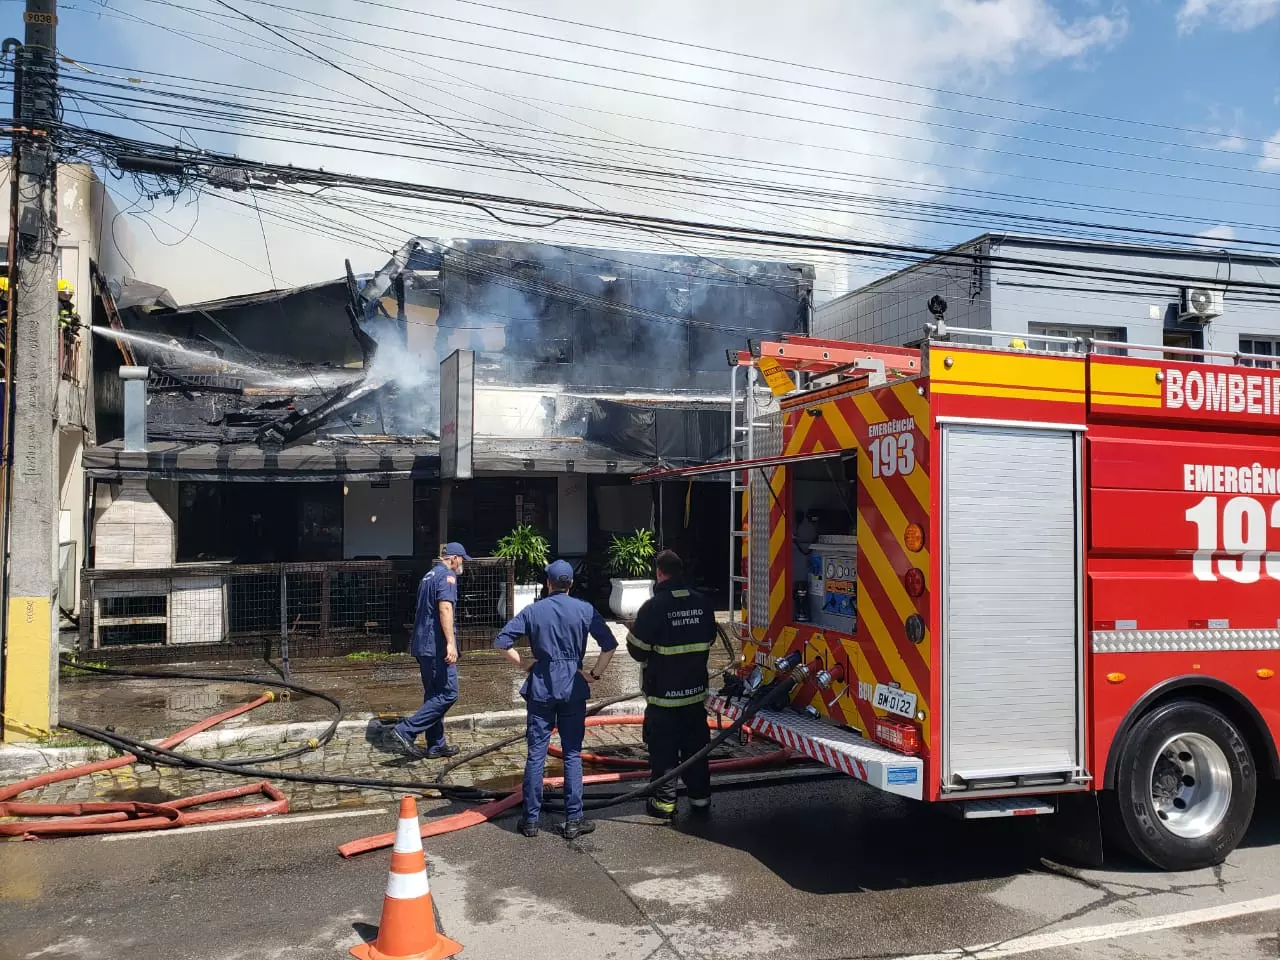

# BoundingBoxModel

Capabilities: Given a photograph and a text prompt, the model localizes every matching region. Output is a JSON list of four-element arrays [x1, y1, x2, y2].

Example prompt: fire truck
[[638, 323, 1280, 871]]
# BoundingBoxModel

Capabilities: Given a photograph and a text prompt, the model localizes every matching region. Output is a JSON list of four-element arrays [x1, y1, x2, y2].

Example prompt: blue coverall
[[494, 593, 618, 824], [394, 563, 460, 754]]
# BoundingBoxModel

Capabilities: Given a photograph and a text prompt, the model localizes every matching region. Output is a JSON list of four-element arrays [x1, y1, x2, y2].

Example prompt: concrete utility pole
[[2, 0, 59, 741]]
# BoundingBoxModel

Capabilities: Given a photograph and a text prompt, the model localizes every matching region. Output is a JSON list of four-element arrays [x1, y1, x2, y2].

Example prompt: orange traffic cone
[[351, 797, 464, 960]]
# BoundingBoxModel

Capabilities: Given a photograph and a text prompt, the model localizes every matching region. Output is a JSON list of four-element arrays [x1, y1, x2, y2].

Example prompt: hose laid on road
[[51, 651, 813, 842], [58, 659, 346, 766]]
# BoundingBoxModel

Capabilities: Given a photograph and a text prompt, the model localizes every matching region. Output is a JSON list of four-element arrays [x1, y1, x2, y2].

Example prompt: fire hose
[[31, 648, 813, 843]]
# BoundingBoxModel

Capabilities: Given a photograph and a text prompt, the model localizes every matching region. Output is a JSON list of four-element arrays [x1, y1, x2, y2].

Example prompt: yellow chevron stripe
[[770, 625, 798, 663], [859, 507, 929, 624], [785, 404, 818, 455], [854, 448, 929, 587], [852, 392, 929, 510], [856, 586, 931, 746], [892, 380, 932, 437]]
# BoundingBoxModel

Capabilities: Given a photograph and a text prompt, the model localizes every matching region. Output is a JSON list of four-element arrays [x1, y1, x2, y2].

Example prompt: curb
[[0, 698, 648, 779]]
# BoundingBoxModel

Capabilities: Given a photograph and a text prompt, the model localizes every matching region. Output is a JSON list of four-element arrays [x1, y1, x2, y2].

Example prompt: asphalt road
[[3, 777, 1280, 960]]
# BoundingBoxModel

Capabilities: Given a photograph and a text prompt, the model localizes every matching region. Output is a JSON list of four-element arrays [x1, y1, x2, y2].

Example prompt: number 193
[[1185, 495, 1280, 583]]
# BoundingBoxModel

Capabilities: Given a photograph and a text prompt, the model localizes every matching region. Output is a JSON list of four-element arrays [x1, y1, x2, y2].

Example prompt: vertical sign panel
[[440, 349, 474, 480]]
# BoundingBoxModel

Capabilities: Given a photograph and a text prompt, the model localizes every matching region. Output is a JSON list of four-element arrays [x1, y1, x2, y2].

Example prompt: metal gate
[[940, 422, 1085, 788]]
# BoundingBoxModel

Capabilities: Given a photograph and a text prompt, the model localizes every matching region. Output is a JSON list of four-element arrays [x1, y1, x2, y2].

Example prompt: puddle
[[102, 786, 179, 804]]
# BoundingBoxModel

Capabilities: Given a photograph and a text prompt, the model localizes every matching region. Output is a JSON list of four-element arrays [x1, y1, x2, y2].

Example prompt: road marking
[[893, 894, 1280, 960], [100, 808, 387, 842]]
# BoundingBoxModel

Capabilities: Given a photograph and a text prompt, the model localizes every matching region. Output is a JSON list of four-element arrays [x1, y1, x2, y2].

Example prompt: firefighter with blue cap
[[494, 559, 618, 839], [389, 542, 471, 759]]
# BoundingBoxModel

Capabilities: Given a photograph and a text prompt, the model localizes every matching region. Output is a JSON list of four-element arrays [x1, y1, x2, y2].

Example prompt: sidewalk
[[0, 627, 741, 819]]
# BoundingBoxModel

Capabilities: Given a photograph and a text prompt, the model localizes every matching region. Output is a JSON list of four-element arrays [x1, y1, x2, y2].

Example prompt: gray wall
[[813, 235, 1280, 358], [813, 240, 992, 345]]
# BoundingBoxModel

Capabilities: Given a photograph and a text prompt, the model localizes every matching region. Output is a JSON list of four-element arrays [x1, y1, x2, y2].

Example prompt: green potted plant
[[495, 523, 551, 615], [606, 528, 656, 618]]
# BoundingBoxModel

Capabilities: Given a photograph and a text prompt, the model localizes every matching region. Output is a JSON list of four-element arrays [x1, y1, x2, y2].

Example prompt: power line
[[62, 125, 1280, 298], [116, 0, 1280, 194], [444, 0, 1276, 149]]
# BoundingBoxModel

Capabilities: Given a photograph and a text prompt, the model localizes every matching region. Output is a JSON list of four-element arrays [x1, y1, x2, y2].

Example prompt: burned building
[[80, 239, 812, 657]]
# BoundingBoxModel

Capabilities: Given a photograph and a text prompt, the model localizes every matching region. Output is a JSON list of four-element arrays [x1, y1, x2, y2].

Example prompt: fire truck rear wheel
[[1112, 700, 1256, 871]]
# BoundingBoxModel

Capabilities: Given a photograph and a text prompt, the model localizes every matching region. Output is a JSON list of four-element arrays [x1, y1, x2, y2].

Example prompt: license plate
[[873, 684, 917, 719]]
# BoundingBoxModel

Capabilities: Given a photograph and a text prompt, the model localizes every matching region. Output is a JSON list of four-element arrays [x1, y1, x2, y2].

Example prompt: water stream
[[92, 326, 357, 390]]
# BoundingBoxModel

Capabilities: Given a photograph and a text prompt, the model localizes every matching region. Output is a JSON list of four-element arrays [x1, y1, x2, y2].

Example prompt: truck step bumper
[[708, 694, 924, 800]]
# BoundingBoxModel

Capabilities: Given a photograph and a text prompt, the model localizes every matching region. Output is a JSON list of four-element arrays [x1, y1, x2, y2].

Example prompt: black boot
[[559, 818, 596, 840]]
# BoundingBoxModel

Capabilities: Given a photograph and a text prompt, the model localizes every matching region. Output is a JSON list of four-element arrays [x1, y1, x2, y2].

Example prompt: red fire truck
[[638, 324, 1280, 870]]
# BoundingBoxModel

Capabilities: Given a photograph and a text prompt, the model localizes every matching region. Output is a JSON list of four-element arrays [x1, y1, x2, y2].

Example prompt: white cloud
[[1213, 135, 1249, 151], [1196, 224, 1237, 243], [940, 0, 1128, 66], [1261, 130, 1280, 171], [1177, 0, 1280, 34], [92, 1, 1129, 302]]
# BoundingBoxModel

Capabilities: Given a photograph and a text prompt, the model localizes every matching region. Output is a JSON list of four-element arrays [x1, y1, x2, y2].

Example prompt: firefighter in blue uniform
[[494, 559, 618, 839], [628, 549, 716, 819], [389, 542, 471, 759]]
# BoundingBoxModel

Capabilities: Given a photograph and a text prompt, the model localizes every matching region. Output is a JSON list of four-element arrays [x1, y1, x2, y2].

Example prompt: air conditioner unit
[[1179, 286, 1224, 323]]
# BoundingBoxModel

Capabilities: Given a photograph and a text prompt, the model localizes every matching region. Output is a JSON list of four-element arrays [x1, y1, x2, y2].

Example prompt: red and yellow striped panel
[[764, 379, 933, 747]]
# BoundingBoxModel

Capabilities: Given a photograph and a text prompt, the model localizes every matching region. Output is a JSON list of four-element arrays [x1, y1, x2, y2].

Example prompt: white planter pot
[[512, 583, 541, 617], [609, 578, 654, 619]]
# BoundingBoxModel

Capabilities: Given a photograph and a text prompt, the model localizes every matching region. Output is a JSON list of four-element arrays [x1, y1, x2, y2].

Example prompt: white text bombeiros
[[1165, 368, 1280, 417]]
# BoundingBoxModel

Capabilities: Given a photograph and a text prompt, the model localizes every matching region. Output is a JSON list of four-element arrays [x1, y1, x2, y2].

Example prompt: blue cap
[[442, 541, 471, 560], [545, 559, 574, 585]]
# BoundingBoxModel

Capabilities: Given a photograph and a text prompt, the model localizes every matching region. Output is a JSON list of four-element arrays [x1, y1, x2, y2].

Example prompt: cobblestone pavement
[[1, 714, 780, 816]]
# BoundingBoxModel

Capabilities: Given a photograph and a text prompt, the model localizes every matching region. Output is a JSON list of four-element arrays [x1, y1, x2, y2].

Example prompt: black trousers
[[643, 703, 711, 806]]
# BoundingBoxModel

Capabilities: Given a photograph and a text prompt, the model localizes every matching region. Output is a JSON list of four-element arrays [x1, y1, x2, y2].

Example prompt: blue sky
[[33, 0, 1280, 302]]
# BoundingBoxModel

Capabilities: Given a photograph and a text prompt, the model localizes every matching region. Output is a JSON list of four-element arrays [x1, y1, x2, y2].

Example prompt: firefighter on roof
[[389, 542, 471, 760], [494, 559, 618, 839], [628, 549, 715, 820]]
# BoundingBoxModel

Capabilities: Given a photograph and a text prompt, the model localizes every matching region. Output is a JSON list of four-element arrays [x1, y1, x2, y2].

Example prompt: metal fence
[[78, 558, 515, 663]]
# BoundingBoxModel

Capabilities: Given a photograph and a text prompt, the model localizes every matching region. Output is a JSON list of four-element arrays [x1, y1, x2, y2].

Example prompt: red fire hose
[[0, 693, 287, 838], [337, 714, 789, 858], [0, 692, 274, 804]]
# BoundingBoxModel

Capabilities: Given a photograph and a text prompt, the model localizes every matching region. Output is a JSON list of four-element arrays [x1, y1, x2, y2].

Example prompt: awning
[[633, 449, 844, 483], [84, 437, 657, 482]]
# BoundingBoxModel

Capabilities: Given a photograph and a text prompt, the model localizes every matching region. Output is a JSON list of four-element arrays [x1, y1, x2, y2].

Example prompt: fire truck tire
[[1111, 700, 1256, 871]]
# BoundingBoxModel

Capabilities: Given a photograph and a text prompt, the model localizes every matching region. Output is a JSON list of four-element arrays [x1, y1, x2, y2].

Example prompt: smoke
[[432, 239, 810, 393], [89, 1, 1129, 305]]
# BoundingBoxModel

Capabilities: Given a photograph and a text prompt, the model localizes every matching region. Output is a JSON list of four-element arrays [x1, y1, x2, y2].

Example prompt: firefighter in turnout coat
[[627, 549, 716, 819]]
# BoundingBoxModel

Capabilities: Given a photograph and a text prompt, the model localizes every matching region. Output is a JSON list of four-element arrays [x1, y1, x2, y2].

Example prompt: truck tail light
[[873, 717, 923, 756], [904, 523, 925, 552], [904, 567, 925, 598]]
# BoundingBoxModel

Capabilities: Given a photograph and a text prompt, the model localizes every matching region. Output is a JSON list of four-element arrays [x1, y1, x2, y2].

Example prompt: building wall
[[812, 235, 1280, 359], [2, 163, 133, 615], [987, 238, 1280, 358], [343, 481, 413, 559], [813, 240, 992, 345]]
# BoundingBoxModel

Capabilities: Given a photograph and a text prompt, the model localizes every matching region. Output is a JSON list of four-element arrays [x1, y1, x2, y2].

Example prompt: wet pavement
[[3, 779, 1279, 960], [2, 635, 739, 818], [56, 620, 721, 741]]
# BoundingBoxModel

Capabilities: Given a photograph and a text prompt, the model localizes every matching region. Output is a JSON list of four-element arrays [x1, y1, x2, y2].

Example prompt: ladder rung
[[731, 530, 748, 537], [731, 575, 748, 584]]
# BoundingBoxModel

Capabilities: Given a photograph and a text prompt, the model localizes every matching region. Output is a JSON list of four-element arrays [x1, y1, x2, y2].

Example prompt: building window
[[1239, 337, 1278, 368], [1027, 323, 1126, 356]]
